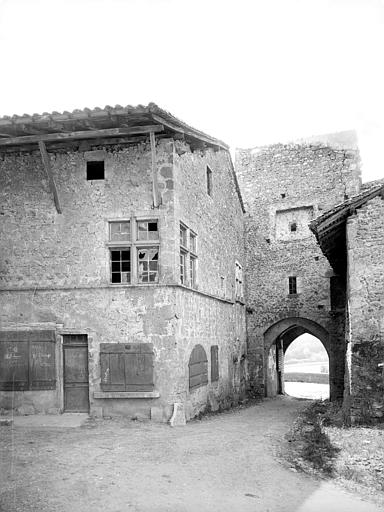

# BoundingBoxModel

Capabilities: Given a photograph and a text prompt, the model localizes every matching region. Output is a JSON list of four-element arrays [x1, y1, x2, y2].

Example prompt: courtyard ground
[[0, 396, 383, 512]]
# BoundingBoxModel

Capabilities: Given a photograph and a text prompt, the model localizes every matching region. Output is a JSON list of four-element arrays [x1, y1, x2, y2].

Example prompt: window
[[111, 249, 131, 284], [289, 222, 297, 233], [189, 344, 208, 390], [137, 220, 159, 241], [108, 218, 159, 285], [100, 343, 154, 392], [0, 331, 56, 391], [288, 276, 297, 295], [179, 222, 197, 287], [180, 251, 187, 285], [211, 345, 219, 382], [87, 160, 104, 180], [206, 166, 212, 196], [235, 261, 244, 301]]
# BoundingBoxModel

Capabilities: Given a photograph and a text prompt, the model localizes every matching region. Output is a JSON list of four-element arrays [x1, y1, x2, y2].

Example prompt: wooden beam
[[150, 113, 228, 150], [38, 141, 62, 214], [150, 131, 160, 207], [0, 124, 164, 146]]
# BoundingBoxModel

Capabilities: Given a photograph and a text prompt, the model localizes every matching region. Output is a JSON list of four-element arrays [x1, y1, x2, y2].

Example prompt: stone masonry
[[235, 133, 361, 401], [0, 107, 246, 422], [345, 195, 384, 423]]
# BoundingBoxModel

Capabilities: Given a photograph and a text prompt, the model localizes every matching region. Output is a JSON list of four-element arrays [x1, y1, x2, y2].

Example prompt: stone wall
[[346, 195, 384, 423], [235, 139, 360, 399], [0, 137, 246, 421]]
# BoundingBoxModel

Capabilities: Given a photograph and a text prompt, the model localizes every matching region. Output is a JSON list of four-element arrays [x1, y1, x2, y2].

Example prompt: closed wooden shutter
[[100, 343, 154, 392], [0, 331, 56, 391], [211, 345, 219, 382], [189, 344, 208, 390]]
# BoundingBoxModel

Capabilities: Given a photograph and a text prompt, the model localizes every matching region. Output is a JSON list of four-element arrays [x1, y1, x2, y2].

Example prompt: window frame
[[235, 261, 244, 301], [179, 222, 198, 288], [107, 217, 160, 286], [288, 276, 297, 295]]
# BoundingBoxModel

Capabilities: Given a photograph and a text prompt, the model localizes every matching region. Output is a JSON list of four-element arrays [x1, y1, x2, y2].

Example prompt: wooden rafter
[[0, 124, 164, 147], [150, 131, 160, 207], [38, 141, 62, 214]]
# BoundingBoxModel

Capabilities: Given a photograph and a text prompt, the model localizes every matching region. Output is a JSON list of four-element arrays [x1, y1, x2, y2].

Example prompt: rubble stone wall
[[346, 195, 384, 423], [235, 140, 360, 399]]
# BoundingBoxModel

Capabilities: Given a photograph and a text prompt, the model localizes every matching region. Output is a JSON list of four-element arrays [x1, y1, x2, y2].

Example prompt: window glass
[[180, 224, 187, 248], [110, 249, 131, 283], [110, 221, 131, 242], [137, 220, 158, 241], [138, 247, 159, 283]]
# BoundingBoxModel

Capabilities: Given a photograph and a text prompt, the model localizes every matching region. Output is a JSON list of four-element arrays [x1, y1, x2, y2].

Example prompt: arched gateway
[[263, 317, 344, 402]]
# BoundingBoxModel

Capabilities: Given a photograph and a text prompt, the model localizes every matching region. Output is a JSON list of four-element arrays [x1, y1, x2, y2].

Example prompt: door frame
[[57, 329, 93, 413]]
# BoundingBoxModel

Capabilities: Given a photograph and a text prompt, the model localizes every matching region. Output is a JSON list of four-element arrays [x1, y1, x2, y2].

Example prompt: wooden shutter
[[189, 344, 208, 390], [0, 331, 56, 391], [211, 345, 219, 382], [100, 343, 154, 392]]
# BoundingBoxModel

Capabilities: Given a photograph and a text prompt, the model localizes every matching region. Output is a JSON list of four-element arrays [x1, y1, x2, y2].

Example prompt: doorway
[[63, 334, 89, 412]]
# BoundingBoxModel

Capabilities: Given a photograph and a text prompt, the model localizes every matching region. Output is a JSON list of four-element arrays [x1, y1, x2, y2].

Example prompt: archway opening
[[284, 333, 329, 400]]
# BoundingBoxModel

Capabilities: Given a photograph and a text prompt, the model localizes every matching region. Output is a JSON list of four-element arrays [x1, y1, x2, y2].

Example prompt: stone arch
[[263, 317, 339, 400], [264, 317, 330, 355]]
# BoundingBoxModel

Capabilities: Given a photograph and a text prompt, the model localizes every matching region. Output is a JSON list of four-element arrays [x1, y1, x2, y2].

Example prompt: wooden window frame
[[108, 217, 159, 285], [179, 222, 197, 288]]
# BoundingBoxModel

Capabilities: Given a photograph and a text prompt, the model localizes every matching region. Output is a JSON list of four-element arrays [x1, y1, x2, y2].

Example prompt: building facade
[[0, 104, 246, 421], [311, 183, 384, 424]]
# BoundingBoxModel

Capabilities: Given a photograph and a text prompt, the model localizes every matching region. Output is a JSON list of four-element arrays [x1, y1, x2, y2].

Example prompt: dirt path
[[0, 397, 382, 512]]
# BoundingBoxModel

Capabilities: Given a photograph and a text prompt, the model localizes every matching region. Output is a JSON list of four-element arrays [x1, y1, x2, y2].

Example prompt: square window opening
[[87, 160, 105, 180], [290, 222, 297, 233]]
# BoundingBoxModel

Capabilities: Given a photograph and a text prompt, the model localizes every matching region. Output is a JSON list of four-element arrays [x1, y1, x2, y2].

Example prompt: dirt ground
[[0, 397, 383, 512]]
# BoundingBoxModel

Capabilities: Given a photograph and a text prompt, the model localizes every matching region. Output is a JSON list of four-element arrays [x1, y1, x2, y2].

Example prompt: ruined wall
[[346, 195, 384, 423], [235, 138, 360, 399]]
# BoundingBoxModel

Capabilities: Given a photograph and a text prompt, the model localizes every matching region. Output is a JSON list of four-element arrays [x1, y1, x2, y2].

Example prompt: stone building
[[235, 132, 361, 402], [311, 182, 384, 424], [0, 104, 246, 421]]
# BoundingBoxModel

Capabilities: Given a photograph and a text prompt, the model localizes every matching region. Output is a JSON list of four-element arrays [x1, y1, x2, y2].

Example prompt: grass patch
[[284, 400, 384, 505]]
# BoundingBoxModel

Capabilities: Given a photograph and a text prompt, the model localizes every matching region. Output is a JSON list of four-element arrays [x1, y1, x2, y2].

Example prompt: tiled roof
[[0, 102, 229, 150]]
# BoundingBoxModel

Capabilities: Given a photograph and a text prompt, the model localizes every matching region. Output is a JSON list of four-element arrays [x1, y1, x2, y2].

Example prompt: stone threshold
[[93, 391, 160, 399]]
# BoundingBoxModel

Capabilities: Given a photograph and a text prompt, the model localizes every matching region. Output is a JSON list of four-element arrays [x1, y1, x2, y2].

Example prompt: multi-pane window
[[288, 276, 297, 295], [179, 222, 197, 288], [137, 220, 158, 241], [235, 261, 244, 301], [111, 249, 131, 283], [108, 219, 159, 285]]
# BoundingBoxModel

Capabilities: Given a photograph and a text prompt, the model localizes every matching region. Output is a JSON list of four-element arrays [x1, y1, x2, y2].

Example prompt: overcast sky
[[0, 0, 383, 182]]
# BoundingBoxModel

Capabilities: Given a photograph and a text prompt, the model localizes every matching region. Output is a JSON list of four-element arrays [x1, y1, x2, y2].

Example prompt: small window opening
[[206, 166, 212, 196], [87, 160, 104, 180], [281, 193, 286, 198], [290, 222, 297, 233], [288, 276, 297, 295]]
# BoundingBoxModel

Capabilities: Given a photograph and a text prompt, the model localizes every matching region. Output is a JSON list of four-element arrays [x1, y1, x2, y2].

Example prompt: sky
[[0, 0, 383, 182]]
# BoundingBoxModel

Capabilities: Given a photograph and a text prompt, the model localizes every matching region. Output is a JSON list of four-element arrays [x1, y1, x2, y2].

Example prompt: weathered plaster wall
[[235, 140, 360, 399], [346, 195, 384, 423]]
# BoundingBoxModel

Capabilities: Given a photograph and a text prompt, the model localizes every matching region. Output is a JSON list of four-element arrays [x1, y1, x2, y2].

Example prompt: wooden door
[[63, 335, 89, 412]]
